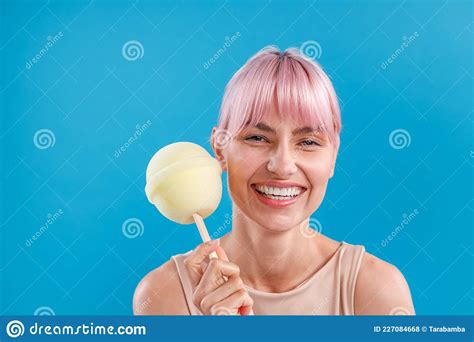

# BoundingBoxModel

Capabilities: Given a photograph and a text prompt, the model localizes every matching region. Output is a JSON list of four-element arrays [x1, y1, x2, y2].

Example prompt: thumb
[[215, 245, 229, 261]]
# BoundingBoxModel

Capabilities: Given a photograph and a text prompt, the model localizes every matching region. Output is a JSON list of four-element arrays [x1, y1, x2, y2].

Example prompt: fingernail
[[207, 239, 219, 247]]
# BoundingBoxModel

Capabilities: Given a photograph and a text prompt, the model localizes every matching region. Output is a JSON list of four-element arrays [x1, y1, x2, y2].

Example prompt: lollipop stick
[[192, 213, 218, 259], [193, 213, 246, 314]]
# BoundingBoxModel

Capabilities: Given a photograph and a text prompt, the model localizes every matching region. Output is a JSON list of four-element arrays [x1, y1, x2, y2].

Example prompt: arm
[[354, 252, 415, 315], [133, 260, 190, 315]]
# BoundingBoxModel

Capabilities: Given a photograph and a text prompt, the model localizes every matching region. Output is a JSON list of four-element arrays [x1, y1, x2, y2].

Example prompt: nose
[[266, 142, 297, 178]]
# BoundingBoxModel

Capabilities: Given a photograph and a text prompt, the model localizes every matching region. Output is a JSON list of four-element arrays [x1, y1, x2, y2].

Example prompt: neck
[[220, 207, 324, 293]]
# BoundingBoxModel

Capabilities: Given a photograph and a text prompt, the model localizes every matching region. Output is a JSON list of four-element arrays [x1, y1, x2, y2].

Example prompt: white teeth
[[267, 194, 290, 200], [255, 185, 303, 198]]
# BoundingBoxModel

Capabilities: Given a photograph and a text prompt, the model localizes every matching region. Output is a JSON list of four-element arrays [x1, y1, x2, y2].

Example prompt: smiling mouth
[[251, 184, 307, 201]]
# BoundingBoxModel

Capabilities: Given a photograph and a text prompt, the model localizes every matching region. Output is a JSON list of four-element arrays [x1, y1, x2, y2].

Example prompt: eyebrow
[[252, 122, 319, 135]]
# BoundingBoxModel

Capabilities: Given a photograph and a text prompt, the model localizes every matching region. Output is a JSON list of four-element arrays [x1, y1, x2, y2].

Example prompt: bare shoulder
[[133, 259, 190, 315], [354, 251, 415, 315], [316, 234, 344, 256]]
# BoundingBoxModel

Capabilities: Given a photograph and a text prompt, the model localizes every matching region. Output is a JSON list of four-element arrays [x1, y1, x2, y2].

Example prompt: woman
[[133, 46, 415, 315]]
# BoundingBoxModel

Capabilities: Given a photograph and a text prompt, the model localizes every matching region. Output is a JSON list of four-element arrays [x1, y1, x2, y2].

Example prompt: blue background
[[0, 0, 472, 316]]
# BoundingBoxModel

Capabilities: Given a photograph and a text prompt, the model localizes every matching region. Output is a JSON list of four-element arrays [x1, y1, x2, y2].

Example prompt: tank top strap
[[339, 241, 366, 315], [171, 251, 203, 315]]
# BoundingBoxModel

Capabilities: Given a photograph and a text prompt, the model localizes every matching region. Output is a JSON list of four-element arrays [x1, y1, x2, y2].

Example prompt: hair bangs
[[217, 46, 341, 144]]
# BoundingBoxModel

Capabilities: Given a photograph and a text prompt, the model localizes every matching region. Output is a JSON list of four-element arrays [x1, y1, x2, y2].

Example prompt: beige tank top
[[171, 241, 365, 315]]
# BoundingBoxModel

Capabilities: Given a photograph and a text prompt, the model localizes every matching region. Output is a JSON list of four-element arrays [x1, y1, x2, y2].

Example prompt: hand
[[183, 239, 254, 315]]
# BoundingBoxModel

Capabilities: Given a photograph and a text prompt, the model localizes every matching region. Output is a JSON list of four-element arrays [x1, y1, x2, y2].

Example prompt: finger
[[199, 259, 240, 291], [200, 245, 230, 273], [239, 305, 254, 316], [199, 276, 244, 314], [209, 289, 254, 316], [215, 245, 229, 261], [193, 259, 240, 308], [183, 240, 220, 288]]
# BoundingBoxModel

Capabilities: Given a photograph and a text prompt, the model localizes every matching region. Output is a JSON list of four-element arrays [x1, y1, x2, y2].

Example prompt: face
[[212, 113, 339, 233]]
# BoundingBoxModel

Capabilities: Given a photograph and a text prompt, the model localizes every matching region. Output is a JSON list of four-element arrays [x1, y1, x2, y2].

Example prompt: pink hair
[[216, 46, 341, 144]]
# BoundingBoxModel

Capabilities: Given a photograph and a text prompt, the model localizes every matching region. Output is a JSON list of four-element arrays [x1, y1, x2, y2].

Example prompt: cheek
[[226, 146, 260, 189], [302, 154, 335, 186], [302, 160, 333, 210], [307, 164, 332, 182], [227, 143, 262, 171]]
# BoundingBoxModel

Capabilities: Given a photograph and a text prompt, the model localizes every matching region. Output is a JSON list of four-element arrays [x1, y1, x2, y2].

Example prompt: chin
[[253, 215, 302, 234]]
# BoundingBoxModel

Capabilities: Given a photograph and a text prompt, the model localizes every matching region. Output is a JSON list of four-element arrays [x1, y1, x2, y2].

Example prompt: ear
[[329, 138, 340, 179], [210, 126, 227, 172]]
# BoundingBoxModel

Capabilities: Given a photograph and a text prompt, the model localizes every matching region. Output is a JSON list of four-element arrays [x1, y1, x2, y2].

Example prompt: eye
[[244, 135, 268, 143], [299, 139, 321, 147]]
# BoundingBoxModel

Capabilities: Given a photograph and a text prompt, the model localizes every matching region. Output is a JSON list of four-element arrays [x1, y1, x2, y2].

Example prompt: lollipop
[[145, 142, 222, 258]]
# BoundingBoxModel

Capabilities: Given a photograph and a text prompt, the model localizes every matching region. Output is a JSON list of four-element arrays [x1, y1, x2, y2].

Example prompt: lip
[[252, 180, 307, 189], [250, 182, 307, 209]]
